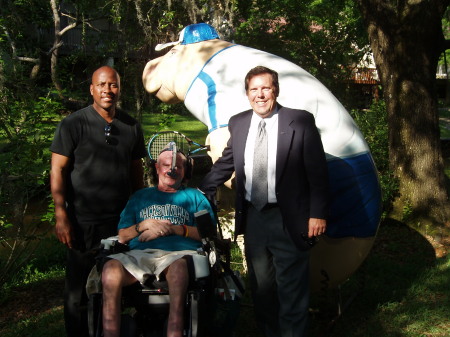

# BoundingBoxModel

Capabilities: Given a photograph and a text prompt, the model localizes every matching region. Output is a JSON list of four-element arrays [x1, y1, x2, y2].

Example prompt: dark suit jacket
[[200, 104, 329, 251]]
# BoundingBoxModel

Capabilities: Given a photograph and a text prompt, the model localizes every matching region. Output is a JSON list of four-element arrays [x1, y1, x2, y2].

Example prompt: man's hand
[[138, 219, 173, 242], [55, 216, 74, 249], [308, 218, 326, 238]]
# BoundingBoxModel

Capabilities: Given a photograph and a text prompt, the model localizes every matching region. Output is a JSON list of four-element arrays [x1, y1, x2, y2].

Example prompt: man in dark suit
[[199, 66, 329, 337]]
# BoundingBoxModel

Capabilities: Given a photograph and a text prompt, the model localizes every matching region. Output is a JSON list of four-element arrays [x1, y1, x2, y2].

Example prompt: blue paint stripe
[[208, 124, 229, 133], [197, 71, 218, 131], [185, 45, 237, 134], [326, 152, 382, 238]]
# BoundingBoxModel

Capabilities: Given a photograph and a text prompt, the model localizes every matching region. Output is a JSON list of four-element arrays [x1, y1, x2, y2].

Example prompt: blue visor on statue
[[155, 23, 220, 51]]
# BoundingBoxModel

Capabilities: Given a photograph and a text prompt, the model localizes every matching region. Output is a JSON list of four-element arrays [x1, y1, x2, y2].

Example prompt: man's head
[[245, 66, 279, 119], [90, 66, 121, 113], [155, 149, 189, 192]]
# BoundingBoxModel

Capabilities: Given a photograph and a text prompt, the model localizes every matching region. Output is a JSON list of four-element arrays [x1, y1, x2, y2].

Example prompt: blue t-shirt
[[118, 186, 216, 251]]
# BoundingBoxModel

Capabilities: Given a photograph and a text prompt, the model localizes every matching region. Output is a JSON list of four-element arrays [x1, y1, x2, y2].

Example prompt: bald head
[[90, 66, 121, 115], [92, 66, 120, 87]]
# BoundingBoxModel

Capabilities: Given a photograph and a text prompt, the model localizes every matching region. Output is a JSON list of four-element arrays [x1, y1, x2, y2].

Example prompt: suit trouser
[[245, 204, 310, 337], [64, 220, 118, 337]]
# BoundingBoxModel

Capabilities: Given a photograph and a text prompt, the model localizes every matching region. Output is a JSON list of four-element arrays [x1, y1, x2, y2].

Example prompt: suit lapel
[[276, 106, 294, 184], [234, 110, 252, 172]]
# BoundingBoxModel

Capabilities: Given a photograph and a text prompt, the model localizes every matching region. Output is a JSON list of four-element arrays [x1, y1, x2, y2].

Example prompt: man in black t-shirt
[[50, 66, 147, 337]]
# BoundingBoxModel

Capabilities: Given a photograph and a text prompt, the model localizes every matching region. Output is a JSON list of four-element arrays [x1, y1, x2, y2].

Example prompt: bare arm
[[50, 153, 73, 248], [118, 219, 201, 243], [118, 219, 172, 243]]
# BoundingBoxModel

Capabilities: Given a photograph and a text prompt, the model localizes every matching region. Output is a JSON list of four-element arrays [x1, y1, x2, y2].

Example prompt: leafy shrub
[[0, 87, 63, 286], [350, 100, 399, 216]]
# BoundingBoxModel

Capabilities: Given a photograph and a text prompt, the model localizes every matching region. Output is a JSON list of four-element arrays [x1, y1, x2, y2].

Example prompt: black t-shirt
[[50, 105, 147, 224]]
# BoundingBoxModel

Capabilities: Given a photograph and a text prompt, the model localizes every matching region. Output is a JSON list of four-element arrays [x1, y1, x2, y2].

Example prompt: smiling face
[[246, 72, 279, 118], [90, 66, 120, 114]]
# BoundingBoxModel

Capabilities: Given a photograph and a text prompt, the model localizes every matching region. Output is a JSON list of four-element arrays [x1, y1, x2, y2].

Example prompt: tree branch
[[46, 42, 64, 55], [0, 24, 17, 59], [1, 24, 40, 64], [58, 20, 79, 36], [16, 57, 40, 64]]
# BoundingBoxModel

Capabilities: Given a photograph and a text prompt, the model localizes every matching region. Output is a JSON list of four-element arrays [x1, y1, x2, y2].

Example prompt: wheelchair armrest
[[100, 236, 130, 254], [93, 236, 130, 273]]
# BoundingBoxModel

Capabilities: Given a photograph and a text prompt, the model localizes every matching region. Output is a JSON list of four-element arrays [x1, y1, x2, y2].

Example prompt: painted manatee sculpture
[[143, 23, 382, 292]]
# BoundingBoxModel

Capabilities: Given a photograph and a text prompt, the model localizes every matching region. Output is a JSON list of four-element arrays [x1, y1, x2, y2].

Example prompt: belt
[[262, 203, 279, 210], [245, 200, 279, 210]]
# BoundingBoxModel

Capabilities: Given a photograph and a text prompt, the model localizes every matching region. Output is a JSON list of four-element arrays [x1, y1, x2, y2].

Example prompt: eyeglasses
[[105, 123, 112, 144]]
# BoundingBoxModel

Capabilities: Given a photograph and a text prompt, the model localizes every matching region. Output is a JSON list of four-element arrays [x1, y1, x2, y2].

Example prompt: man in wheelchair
[[98, 146, 216, 337]]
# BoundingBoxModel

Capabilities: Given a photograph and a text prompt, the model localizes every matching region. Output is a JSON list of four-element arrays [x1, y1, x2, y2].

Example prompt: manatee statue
[[143, 23, 381, 292]]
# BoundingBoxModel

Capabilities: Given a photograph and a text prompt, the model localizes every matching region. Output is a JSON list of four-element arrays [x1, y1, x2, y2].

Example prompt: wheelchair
[[87, 210, 234, 337]]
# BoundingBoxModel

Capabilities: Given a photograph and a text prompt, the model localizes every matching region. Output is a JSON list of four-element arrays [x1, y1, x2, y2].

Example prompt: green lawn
[[141, 113, 208, 145], [1, 219, 448, 337]]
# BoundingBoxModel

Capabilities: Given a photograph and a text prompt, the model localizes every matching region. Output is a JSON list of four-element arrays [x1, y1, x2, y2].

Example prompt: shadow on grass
[[0, 217, 446, 337], [233, 218, 441, 337], [309, 217, 444, 337]]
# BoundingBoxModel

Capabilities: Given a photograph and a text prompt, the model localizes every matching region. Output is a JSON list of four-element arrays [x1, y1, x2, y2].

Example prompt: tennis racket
[[147, 131, 210, 160]]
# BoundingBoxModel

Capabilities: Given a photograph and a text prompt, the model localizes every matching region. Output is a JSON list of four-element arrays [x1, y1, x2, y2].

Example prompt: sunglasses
[[104, 123, 113, 144]]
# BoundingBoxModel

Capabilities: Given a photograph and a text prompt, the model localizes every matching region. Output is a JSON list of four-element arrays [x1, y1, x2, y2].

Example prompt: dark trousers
[[245, 205, 310, 337], [64, 220, 118, 337]]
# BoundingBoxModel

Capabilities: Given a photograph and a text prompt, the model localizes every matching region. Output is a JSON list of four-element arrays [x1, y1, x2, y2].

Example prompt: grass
[[141, 113, 208, 145], [313, 219, 450, 337], [1, 219, 448, 337], [1, 308, 66, 337]]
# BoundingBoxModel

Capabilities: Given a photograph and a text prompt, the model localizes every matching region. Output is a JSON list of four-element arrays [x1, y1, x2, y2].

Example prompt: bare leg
[[165, 258, 189, 337], [102, 259, 137, 337]]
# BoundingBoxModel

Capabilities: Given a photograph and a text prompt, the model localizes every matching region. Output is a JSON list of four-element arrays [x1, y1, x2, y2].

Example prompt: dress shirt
[[244, 108, 278, 203]]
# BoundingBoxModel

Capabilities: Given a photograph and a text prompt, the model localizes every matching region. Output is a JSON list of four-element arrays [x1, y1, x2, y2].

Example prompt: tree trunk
[[357, 0, 450, 233], [50, 0, 63, 95]]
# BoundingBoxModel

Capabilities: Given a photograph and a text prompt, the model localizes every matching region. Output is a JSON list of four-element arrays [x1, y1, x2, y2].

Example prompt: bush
[[0, 87, 62, 286], [350, 100, 399, 216]]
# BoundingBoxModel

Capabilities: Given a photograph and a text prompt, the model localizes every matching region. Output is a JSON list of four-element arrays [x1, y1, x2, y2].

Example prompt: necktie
[[251, 119, 268, 211]]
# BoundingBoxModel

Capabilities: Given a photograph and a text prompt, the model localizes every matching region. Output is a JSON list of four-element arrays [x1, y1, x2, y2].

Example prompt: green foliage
[[0, 84, 63, 285], [402, 200, 414, 223], [350, 100, 399, 215], [150, 103, 195, 130], [156, 113, 176, 130], [234, 0, 370, 99], [11, 264, 64, 287]]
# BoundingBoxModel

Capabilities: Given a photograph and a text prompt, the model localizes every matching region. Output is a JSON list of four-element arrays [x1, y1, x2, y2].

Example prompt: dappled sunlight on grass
[[311, 220, 449, 337], [141, 113, 208, 145], [1, 306, 65, 337]]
